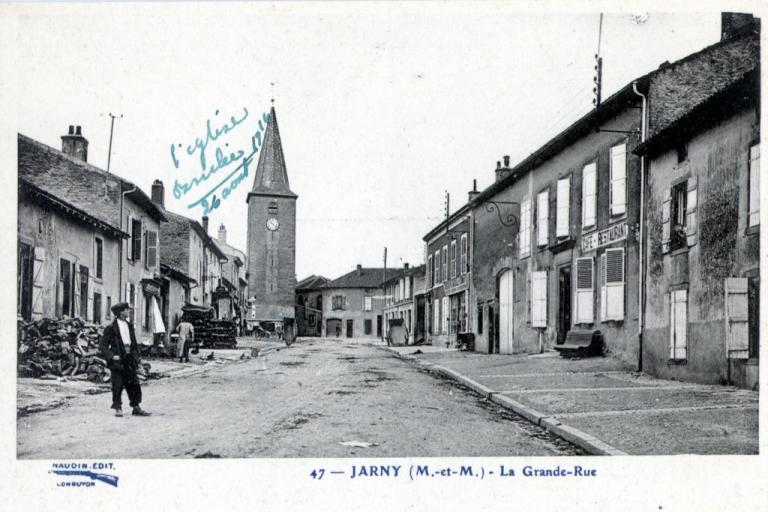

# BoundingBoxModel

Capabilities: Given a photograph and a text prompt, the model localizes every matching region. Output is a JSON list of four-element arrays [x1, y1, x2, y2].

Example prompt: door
[[487, 303, 495, 354], [498, 270, 514, 354], [346, 319, 354, 338], [557, 265, 572, 344], [18, 243, 34, 321], [376, 315, 382, 337]]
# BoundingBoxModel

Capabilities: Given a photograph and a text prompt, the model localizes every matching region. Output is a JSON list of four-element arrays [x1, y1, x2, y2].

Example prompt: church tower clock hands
[[246, 106, 297, 339]]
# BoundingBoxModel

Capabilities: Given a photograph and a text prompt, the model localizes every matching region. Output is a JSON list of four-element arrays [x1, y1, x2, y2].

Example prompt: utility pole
[[382, 247, 387, 342], [106, 113, 123, 172]]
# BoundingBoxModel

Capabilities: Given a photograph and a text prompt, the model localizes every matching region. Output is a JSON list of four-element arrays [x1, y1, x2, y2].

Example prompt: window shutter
[[662, 189, 671, 254], [686, 177, 698, 247], [125, 282, 130, 302], [583, 163, 597, 228], [556, 177, 570, 237], [520, 198, 531, 257], [443, 297, 449, 334], [749, 144, 760, 227], [599, 254, 607, 321], [670, 290, 688, 360], [537, 190, 549, 246], [32, 247, 46, 318], [73, 265, 81, 318], [605, 248, 625, 320], [428, 256, 432, 287], [610, 144, 627, 216], [126, 215, 134, 260], [575, 257, 594, 323], [531, 271, 547, 328], [725, 278, 749, 359]]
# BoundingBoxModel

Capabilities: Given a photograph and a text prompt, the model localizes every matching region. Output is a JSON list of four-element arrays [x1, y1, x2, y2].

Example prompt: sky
[[13, 3, 726, 281]]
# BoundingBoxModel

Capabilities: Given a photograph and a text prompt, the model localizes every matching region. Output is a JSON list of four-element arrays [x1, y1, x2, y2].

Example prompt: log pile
[[17, 317, 153, 382], [180, 306, 237, 348]]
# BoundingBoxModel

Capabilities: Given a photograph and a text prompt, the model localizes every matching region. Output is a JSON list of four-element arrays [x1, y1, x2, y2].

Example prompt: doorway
[[17, 243, 34, 321], [557, 265, 572, 345], [346, 319, 354, 338], [498, 269, 514, 354]]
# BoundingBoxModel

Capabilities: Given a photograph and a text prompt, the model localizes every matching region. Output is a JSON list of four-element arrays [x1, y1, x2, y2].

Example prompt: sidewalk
[[382, 345, 759, 455]]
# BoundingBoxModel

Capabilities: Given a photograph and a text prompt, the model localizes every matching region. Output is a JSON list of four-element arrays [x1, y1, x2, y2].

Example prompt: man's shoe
[[132, 407, 151, 417], [115, 408, 123, 417]]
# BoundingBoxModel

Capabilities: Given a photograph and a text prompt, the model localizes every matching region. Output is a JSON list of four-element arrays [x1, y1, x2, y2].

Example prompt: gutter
[[632, 81, 647, 373]]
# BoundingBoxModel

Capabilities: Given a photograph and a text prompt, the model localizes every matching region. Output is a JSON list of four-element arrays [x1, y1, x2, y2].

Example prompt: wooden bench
[[553, 329, 604, 358]]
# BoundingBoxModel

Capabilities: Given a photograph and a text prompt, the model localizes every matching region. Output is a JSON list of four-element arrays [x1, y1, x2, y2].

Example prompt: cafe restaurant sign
[[581, 221, 628, 252]]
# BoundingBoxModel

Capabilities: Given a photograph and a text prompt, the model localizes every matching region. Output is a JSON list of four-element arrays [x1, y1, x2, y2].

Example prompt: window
[[79, 265, 88, 320], [433, 250, 440, 284], [599, 248, 625, 321], [106, 296, 112, 320], [442, 296, 449, 334], [332, 295, 345, 311], [556, 176, 570, 238], [582, 162, 597, 229], [460, 234, 468, 274], [676, 143, 688, 163], [59, 258, 73, 317], [268, 201, 278, 217], [477, 303, 483, 334], [669, 289, 687, 360], [663, 179, 697, 252], [442, 246, 448, 282], [145, 230, 158, 269], [450, 240, 457, 278], [520, 197, 531, 258], [364, 319, 372, 335], [129, 217, 142, 261], [610, 143, 627, 216], [531, 271, 547, 327], [428, 255, 433, 287], [433, 300, 440, 334], [725, 278, 750, 359], [95, 238, 103, 279], [575, 257, 594, 324], [309, 314, 315, 326], [749, 144, 760, 227], [93, 292, 102, 324], [364, 296, 372, 311], [537, 190, 549, 246]]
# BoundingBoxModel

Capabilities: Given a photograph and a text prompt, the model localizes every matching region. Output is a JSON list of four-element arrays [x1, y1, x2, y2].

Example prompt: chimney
[[61, 125, 89, 162], [356, 264, 362, 276], [721, 12, 759, 41], [404, 262, 409, 270], [495, 155, 513, 183], [202, 216, 209, 234], [151, 179, 165, 208], [218, 223, 227, 244], [468, 178, 480, 202]]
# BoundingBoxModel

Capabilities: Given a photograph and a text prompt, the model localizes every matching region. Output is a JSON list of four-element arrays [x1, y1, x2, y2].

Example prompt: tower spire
[[248, 106, 297, 199]]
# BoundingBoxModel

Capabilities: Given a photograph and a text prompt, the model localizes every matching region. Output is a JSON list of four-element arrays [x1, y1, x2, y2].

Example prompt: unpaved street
[[17, 338, 583, 458]]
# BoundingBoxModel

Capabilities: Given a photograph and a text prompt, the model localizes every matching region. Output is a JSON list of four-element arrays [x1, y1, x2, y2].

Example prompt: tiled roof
[[296, 275, 329, 290], [18, 134, 166, 226], [646, 32, 759, 140], [324, 267, 388, 289]]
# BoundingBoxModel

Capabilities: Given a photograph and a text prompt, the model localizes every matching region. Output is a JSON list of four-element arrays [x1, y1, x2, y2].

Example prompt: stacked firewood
[[180, 306, 237, 348], [17, 317, 152, 382]]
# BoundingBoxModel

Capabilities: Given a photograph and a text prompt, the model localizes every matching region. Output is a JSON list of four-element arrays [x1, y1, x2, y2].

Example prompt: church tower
[[246, 106, 297, 326]]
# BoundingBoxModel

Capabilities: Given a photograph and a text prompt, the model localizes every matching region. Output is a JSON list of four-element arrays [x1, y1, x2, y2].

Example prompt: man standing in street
[[99, 302, 151, 417], [176, 316, 194, 363]]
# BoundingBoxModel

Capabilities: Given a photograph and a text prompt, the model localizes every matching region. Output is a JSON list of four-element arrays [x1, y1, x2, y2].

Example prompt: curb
[[382, 346, 628, 456]]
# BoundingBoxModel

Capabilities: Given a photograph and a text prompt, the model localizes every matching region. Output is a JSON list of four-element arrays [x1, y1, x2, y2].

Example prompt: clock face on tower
[[266, 217, 280, 231]]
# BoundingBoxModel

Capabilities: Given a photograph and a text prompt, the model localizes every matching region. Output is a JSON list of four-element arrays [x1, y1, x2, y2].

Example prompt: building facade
[[215, 223, 248, 326], [635, 24, 759, 388], [382, 264, 426, 344], [321, 266, 384, 339], [246, 106, 297, 329], [295, 275, 328, 337]]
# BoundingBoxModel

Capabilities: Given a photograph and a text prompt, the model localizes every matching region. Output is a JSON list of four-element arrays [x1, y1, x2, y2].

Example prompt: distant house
[[295, 275, 328, 337], [381, 264, 427, 344], [17, 128, 166, 344], [321, 265, 385, 338], [215, 223, 248, 327]]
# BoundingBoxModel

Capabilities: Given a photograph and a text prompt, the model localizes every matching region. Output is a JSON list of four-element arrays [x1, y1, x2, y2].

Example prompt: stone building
[[215, 223, 248, 325], [634, 17, 760, 388], [17, 129, 166, 345], [321, 265, 384, 339], [295, 275, 328, 337], [246, 107, 297, 332], [382, 264, 427, 344]]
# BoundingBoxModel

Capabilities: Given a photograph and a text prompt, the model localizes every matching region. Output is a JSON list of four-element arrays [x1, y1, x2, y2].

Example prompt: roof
[[423, 203, 472, 242], [380, 264, 426, 286], [296, 275, 329, 291], [161, 210, 228, 270], [248, 107, 297, 199], [160, 263, 197, 285], [18, 134, 166, 225], [214, 238, 246, 266], [324, 267, 388, 289], [635, 33, 759, 156]]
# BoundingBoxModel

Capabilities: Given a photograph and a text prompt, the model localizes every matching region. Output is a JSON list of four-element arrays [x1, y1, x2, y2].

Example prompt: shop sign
[[141, 280, 161, 297], [581, 221, 627, 252], [444, 274, 468, 295]]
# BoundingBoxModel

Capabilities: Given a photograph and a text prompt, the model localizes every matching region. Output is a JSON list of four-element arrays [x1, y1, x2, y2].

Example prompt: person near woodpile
[[176, 317, 194, 363], [99, 302, 151, 418]]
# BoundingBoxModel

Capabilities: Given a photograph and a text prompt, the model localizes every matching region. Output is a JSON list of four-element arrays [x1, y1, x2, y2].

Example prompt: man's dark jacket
[[99, 319, 141, 374]]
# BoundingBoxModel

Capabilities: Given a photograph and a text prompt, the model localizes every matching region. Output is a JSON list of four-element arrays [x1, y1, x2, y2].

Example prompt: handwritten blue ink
[[172, 107, 249, 172]]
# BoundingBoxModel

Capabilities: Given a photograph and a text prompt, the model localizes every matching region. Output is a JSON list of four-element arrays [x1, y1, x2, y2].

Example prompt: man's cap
[[111, 302, 133, 315]]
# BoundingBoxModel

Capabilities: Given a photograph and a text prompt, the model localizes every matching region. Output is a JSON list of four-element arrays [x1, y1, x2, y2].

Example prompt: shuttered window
[[442, 246, 448, 282], [450, 240, 457, 278], [575, 257, 594, 324], [686, 178, 698, 247], [32, 247, 46, 319], [434, 300, 440, 334], [669, 289, 687, 360], [725, 278, 749, 359], [145, 230, 158, 269], [427, 255, 433, 287], [434, 250, 440, 283], [460, 234, 468, 274], [520, 197, 531, 258], [610, 143, 627, 216], [582, 162, 597, 229], [749, 144, 760, 227], [442, 296, 449, 334], [531, 271, 547, 328], [600, 248, 625, 321], [661, 188, 671, 253], [95, 238, 103, 279], [556, 176, 570, 238], [537, 190, 549, 246]]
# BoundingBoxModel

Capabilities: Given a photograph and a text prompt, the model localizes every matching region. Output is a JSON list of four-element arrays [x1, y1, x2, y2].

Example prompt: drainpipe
[[632, 81, 647, 373], [118, 185, 137, 301]]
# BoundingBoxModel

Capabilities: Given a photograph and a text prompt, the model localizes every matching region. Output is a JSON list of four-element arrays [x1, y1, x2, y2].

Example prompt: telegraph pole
[[106, 113, 123, 172]]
